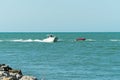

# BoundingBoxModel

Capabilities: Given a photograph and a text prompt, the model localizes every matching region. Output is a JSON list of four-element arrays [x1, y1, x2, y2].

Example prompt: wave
[[85, 39, 96, 42], [110, 39, 120, 42], [0, 40, 3, 42], [11, 39, 43, 42]]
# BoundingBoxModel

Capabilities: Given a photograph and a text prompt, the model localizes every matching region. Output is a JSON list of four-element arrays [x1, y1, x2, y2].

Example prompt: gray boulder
[[20, 76, 37, 80], [0, 64, 38, 80]]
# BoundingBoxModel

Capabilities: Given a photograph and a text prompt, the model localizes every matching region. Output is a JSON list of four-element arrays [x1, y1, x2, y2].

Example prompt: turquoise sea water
[[0, 32, 120, 80]]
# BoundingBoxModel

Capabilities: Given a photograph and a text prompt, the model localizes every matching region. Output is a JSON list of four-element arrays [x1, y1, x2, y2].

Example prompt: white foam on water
[[0, 40, 3, 42], [85, 39, 96, 42], [11, 39, 48, 43], [33, 39, 44, 42], [11, 39, 35, 42], [110, 39, 120, 42]]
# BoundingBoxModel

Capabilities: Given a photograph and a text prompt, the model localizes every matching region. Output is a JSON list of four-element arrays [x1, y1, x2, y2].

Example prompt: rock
[[2, 77, 13, 80], [20, 76, 37, 80], [0, 64, 38, 80], [9, 72, 22, 79], [9, 70, 22, 75], [0, 71, 9, 77], [0, 64, 12, 71]]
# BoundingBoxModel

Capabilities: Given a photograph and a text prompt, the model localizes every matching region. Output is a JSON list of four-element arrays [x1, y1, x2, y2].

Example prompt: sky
[[0, 0, 120, 32]]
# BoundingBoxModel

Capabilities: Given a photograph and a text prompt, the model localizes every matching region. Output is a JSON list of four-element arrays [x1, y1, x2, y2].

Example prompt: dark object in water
[[76, 38, 86, 41]]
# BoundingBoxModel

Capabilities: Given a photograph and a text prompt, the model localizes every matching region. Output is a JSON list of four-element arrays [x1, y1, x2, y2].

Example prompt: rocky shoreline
[[0, 64, 37, 80]]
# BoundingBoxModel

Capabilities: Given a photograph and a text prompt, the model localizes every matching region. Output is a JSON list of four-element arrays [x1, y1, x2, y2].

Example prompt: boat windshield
[[48, 35, 54, 37]]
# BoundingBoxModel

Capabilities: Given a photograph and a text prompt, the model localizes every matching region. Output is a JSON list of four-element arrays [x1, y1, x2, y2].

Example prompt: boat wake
[[0, 39, 119, 43], [0, 39, 44, 43], [0, 40, 3, 42], [11, 39, 44, 42], [85, 39, 96, 42], [110, 39, 120, 42]]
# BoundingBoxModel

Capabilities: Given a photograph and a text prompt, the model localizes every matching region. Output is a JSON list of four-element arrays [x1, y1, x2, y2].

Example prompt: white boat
[[42, 35, 58, 43]]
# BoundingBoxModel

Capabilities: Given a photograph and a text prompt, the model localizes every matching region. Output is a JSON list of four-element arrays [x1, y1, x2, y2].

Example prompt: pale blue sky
[[0, 0, 119, 32]]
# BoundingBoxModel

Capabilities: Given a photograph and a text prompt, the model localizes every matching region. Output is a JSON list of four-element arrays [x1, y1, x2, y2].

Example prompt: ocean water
[[0, 32, 120, 80]]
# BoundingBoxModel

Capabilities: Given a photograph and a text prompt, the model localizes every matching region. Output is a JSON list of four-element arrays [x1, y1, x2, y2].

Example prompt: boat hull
[[42, 37, 58, 43], [76, 38, 86, 41]]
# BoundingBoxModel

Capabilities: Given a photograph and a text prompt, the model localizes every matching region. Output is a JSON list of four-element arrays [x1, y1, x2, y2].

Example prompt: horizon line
[[0, 31, 119, 33]]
